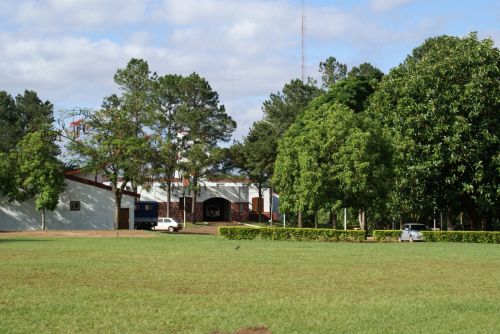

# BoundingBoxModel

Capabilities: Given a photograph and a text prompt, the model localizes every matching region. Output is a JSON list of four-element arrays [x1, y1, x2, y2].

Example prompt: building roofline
[[64, 174, 140, 198]]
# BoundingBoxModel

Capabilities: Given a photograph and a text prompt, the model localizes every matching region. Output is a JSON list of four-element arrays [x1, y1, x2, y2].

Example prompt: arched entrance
[[203, 197, 231, 221]]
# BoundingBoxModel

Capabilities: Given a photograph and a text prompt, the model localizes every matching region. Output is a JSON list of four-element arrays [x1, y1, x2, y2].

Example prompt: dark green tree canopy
[[370, 33, 500, 224], [176, 73, 236, 147], [0, 90, 54, 153], [262, 79, 321, 136], [274, 101, 393, 216]]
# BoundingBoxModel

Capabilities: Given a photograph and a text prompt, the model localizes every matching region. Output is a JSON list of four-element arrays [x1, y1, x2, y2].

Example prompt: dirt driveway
[[0, 222, 239, 238], [0, 230, 156, 238], [176, 222, 238, 236]]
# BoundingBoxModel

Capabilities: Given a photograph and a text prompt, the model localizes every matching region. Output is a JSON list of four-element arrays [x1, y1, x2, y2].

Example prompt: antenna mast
[[301, 0, 306, 82]]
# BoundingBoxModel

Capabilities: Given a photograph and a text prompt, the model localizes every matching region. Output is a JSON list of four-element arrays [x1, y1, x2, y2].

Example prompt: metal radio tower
[[301, 0, 306, 82]]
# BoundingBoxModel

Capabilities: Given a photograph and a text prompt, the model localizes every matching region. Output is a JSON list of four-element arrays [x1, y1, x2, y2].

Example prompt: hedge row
[[218, 226, 366, 242], [372, 230, 401, 241], [422, 231, 500, 243]]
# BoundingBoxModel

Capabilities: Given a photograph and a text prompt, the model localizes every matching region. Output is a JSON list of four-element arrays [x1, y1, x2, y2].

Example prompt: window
[[144, 204, 153, 211], [239, 203, 245, 213], [70, 201, 80, 211]]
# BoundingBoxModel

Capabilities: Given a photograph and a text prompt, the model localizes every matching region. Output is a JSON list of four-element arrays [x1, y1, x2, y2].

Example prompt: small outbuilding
[[0, 171, 139, 231]]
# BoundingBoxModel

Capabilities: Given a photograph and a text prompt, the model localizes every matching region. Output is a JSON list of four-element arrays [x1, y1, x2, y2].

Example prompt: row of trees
[[266, 33, 498, 231], [66, 59, 236, 228], [1, 33, 497, 231]]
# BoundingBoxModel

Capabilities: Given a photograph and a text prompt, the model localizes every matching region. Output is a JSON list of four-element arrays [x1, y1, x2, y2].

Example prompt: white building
[[137, 179, 279, 222], [0, 171, 138, 231]]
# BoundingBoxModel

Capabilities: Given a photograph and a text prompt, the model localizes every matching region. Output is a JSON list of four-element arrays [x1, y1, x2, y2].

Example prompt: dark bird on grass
[[235, 245, 240, 250]]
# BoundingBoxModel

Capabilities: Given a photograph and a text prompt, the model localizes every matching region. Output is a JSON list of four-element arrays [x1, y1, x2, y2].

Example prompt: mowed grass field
[[1, 234, 499, 334]]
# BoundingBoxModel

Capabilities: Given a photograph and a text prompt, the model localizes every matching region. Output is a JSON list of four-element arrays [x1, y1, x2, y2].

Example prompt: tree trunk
[[331, 211, 337, 229], [446, 209, 453, 231], [114, 189, 122, 230], [298, 211, 303, 228], [358, 209, 366, 231], [269, 186, 273, 226], [314, 211, 318, 228], [258, 182, 262, 223], [41, 209, 46, 230], [166, 180, 171, 218], [191, 190, 197, 224]]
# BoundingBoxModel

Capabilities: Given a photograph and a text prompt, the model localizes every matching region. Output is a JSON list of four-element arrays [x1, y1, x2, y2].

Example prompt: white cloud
[[0, 0, 497, 141], [11, 0, 150, 32]]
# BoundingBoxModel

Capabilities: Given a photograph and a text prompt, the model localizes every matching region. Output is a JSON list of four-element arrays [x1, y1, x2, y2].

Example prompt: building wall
[[248, 186, 280, 214], [139, 183, 249, 203], [0, 179, 135, 231]]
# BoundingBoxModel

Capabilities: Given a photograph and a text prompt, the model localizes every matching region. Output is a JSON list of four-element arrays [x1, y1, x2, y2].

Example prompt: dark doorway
[[203, 198, 231, 221], [118, 208, 130, 229]]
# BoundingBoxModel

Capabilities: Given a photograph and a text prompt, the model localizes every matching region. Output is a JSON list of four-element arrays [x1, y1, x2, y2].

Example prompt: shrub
[[219, 226, 365, 242], [422, 231, 500, 243], [218, 226, 261, 240], [372, 230, 401, 242]]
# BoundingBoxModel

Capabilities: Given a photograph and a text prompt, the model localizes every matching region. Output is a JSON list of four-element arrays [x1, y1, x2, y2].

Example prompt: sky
[[0, 0, 498, 140]]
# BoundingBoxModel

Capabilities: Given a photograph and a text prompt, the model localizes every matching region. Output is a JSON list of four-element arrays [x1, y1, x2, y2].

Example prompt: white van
[[152, 217, 181, 232]]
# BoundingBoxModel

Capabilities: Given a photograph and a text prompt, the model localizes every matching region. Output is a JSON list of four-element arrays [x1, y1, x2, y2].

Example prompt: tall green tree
[[274, 102, 393, 233], [14, 129, 65, 229], [1, 90, 60, 209], [0, 90, 54, 153], [370, 33, 500, 229], [175, 73, 236, 222], [234, 79, 320, 225], [234, 121, 278, 222], [0, 91, 18, 153], [15, 90, 54, 135], [263, 79, 321, 135], [69, 59, 154, 229], [151, 74, 184, 218]]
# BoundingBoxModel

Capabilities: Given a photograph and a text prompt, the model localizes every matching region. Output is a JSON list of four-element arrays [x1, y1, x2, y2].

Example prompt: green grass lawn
[[1, 235, 499, 334]]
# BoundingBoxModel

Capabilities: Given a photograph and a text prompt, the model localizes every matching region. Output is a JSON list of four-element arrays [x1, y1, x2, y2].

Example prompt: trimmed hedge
[[218, 226, 261, 240], [422, 231, 500, 243], [372, 230, 401, 242], [219, 226, 365, 242]]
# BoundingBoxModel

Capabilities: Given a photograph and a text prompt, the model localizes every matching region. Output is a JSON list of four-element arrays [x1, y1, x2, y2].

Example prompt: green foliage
[[14, 130, 65, 212], [218, 226, 261, 240], [0, 90, 63, 227], [422, 231, 500, 243], [370, 33, 500, 226], [232, 79, 320, 223], [176, 73, 236, 147], [319, 56, 347, 88], [0, 91, 18, 152], [262, 79, 321, 136], [274, 102, 393, 217], [218, 226, 366, 242], [0, 152, 16, 198], [372, 230, 401, 241], [68, 59, 155, 228]]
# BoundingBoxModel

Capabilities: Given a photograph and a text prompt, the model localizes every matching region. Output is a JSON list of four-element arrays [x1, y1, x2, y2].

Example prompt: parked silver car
[[399, 223, 427, 242]]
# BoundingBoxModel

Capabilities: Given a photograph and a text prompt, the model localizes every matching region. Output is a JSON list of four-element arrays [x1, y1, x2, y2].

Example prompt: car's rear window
[[411, 225, 427, 231]]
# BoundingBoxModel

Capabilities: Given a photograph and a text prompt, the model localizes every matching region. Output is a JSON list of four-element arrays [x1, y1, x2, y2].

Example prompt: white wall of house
[[138, 182, 250, 203], [0, 178, 135, 231]]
